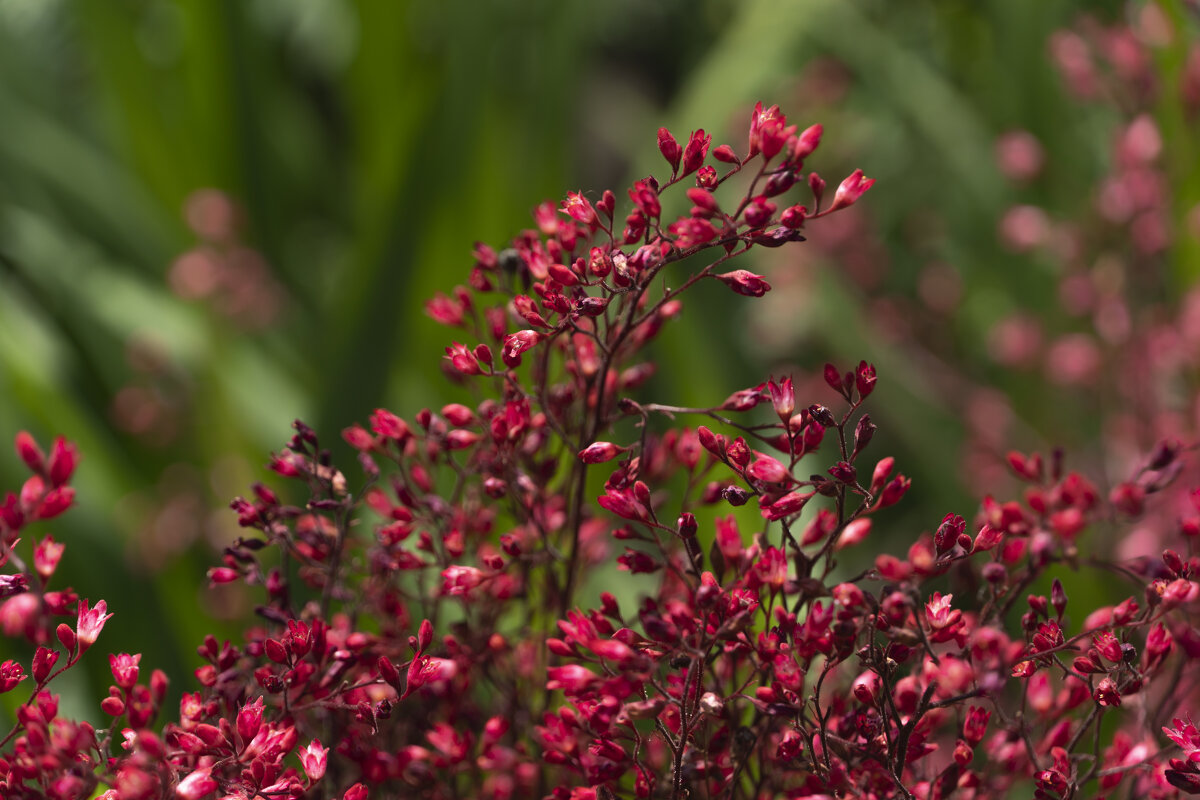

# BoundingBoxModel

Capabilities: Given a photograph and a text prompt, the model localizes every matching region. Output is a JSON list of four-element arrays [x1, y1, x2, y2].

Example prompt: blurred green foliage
[[0, 0, 1195, 721]]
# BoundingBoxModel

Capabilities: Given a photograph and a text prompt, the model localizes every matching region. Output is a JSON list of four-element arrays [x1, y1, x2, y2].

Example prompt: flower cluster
[[1, 100, 1199, 800]]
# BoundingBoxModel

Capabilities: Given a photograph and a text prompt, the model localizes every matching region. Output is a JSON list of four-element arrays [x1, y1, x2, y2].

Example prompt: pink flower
[[300, 739, 329, 782], [441, 565, 485, 596], [403, 654, 457, 699], [176, 769, 218, 800], [925, 592, 966, 645], [75, 599, 112, 654], [445, 341, 483, 375], [1165, 716, 1200, 761], [578, 442, 626, 464], [501, 330, 541, 367], [827, 169, 875, 212], [109, 653, 140, 690], [546, 664, 598, 695], [33, 536, 64, 580]]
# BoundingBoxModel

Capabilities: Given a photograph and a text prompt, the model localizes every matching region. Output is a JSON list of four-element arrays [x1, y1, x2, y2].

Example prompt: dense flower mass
[[1, 93, 1199, 800]]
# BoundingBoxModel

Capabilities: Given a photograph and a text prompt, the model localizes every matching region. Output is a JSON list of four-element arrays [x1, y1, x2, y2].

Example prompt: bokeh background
[[1, 0, 1198, 720]]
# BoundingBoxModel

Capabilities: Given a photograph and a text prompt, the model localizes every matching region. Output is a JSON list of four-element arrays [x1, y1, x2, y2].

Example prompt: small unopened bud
[[852, 671, 879, 706], [715, 270, 771, 298], [697, 425, 725, 457], [953, 739, 973, 767], [263, 639, 288, 664], [578, 442, 626, 464], [1164, 549, 1187, 578], [853, 415, 876, 457], [677, 512, 698, 540], [378, 656, 400, 686], [56, 624, 76, 653], [32, 646, 59, 683], [809, 172, 826, 208], [657, 127, 682, 174]]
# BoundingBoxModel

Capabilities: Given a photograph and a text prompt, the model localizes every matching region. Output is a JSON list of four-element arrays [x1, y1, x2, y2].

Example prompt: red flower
[[681, 129, 712, 175]]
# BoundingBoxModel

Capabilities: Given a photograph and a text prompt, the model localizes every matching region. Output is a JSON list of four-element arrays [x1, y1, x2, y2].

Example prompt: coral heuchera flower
[[715, 270, 771, 297], [2, 94, 1199, 800], [1165, 716, 1200, 761], [827, 168, 875, 212], [300, 739, 329, 782], [75, 598, 111, 654]]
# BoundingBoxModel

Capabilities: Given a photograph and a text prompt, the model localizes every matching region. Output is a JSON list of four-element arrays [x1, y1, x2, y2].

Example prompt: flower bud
[[56, 623, 76, 653], [681, 129, 711, 175], [828, 169, 875, 212], [809, 172, 826, 207], [14, 431, 45, 474], [657, 127, 682, 174], [1164, 549, 1187, 578], [1050, 578, 1068, 618], [715, 270, 771, 298], [578, 442, 626, 464], [236, 697, 265, 743], [852, 671, 880, 705], [677, 512, 698, 540]]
